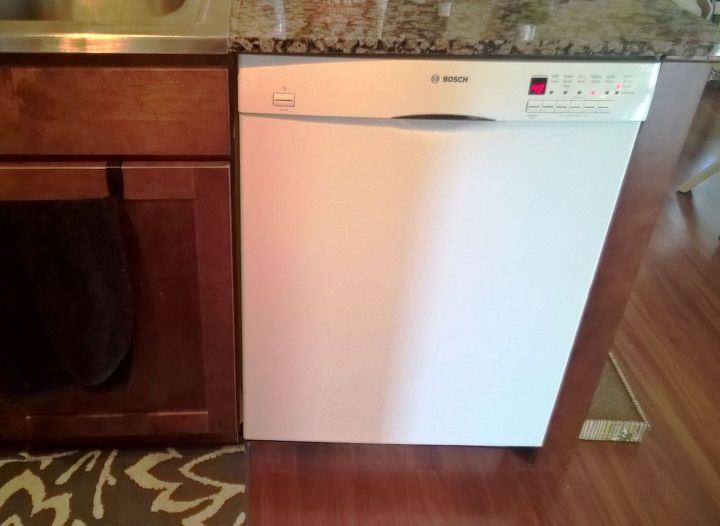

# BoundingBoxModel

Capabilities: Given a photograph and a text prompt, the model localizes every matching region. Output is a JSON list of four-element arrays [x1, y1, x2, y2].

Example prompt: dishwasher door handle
[[392, 114, 495, 122]]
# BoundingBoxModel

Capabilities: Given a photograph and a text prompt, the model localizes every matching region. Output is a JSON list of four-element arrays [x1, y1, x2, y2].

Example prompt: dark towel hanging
[[0, 165, 133, 394]]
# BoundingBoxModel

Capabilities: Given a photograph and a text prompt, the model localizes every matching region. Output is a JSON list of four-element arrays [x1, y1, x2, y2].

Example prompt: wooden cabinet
[[0, 162, 237, 444], [0, 62, 237, 445], [0, 59, 238, 443], [0, 67, 230, 157]]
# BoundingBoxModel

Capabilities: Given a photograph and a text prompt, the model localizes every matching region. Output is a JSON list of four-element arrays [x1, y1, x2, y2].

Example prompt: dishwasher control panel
[[523, 68, 655, 119], [239, 56, 660, 122]]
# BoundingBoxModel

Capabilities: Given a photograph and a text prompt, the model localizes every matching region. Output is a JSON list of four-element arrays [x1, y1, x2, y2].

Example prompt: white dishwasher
[[238, 56, 659, 446]]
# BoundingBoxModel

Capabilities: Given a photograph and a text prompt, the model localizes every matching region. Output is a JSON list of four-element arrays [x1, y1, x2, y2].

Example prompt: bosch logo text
[[431, 74, 469, 84]]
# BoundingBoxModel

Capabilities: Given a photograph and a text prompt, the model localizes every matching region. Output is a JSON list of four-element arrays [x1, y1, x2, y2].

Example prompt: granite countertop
[[230, 0, 720, 60]]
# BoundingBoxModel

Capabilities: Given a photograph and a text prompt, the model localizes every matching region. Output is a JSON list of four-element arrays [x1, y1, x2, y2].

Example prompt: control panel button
[[569, 101, 584, 113], [526, 101, 542, 113], [554, 101, 570, 113], [541, 101, 556, 113], [583, 101, 597, 112], [596, 102, 612, 113], [273, 92, 295, 107]]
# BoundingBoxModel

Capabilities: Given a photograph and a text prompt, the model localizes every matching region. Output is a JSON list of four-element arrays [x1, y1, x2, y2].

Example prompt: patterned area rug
[[0, 445, 248, 526]]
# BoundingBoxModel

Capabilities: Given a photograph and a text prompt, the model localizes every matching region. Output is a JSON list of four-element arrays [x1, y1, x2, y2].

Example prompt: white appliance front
[[240, 113, 640, 446]]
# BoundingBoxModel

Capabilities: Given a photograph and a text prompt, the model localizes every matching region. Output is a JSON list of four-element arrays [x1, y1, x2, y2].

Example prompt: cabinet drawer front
[[0, 68, 230, 157]]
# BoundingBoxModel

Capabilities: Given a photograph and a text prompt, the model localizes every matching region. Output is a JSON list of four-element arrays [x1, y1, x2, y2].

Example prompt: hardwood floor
[[248, 89, 720, 526]]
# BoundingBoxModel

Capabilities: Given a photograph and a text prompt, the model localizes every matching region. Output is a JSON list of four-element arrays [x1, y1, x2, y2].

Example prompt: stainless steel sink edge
[[0, 33, 229, 55], [0, 0, 232, 54]]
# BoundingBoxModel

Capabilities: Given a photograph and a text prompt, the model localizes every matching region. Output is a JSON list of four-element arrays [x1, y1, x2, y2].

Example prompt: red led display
[[529, 77, 548, 96]]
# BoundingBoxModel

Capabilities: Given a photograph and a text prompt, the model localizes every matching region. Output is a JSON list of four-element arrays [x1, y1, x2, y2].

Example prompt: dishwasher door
[[240, 114, 640, 446]]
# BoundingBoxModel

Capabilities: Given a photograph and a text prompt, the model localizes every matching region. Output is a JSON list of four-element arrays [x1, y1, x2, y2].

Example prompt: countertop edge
[[229, 37, 720, 62]]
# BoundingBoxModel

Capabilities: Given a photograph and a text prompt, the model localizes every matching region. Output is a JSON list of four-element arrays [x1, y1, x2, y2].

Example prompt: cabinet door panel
[[0, 162, 237, 443], [0, 68, 230, 157]]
